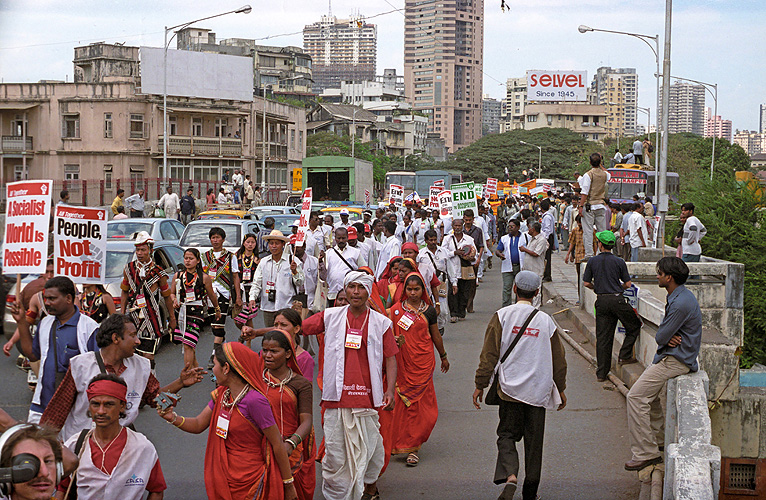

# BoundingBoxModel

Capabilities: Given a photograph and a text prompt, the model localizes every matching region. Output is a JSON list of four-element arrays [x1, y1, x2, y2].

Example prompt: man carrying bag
[[473, 271, 568, 500]]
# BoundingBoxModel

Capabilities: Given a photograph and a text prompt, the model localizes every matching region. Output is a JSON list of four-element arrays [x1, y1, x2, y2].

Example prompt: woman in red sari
[[385, 258, 417, 308], [157, 342, 298, 500], [376, 256, 402, 303], [388, 271, 450, 466]]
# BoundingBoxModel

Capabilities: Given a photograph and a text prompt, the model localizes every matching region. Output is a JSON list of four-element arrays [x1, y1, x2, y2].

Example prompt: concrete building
[[760, 103, 766, 134], [733, 130, 765, 156], [376, 69, 405, 94], [404, 0, 484, 152], [661, 81, 706, 136], [0, 42, 307, 204], [319, 80, 410, 120], [524, 103, 608, 142], [482, 96, 501, 136], [500, 77, 527, 132], [303, 14, 377, 93], [705, 107, 733, 142], [397, 114, 429, 153], [590, 67, 638, 137], [175, 28, 314, 99]]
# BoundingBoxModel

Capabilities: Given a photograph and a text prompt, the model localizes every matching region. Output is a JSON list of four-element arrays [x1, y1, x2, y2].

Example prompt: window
[[130, 165, 144, 185], [104, 165, 113, 189], [291, 129, 295, 150], [14, 165, 24, 181], [298, 131, 303, 150], [64, 164, 79, 181], [169, 116, 177, 136], [62, 114, 80, 138], [527, 115, 537, 123], [192, 117, 203, 137], [104, 113, 113, 138], [129, 114, 145, 139], [215, 118, 228, 137]]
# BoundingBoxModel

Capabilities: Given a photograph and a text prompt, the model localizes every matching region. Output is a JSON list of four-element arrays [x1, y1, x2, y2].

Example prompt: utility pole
[[657, 0, 673, 250]]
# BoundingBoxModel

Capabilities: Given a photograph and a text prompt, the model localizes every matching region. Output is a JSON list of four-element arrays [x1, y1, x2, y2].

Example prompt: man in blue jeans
[[495, 219, 527, 307]]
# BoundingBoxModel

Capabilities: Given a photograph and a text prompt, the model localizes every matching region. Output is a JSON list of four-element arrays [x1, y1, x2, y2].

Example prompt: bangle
[[282, 477, 294, 485], [290, 433, 303, 445], [440, 352, 448, 359], [174, 416, 185, 428], [214, 306, 221, 312], [285, 438, 297, 450], [168, 412, 178, 425]]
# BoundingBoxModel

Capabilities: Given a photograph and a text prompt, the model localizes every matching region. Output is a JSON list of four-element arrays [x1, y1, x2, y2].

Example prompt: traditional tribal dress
[[121, 260, 168, 355], [173, 270, 206, 349], [201, 249, 235, 339], [80, 291, 110, 324], [235, 252, 259, 327]]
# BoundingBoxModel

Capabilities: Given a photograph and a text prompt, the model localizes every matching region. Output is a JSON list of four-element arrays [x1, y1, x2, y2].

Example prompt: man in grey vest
[[577, 153, 612, 259]]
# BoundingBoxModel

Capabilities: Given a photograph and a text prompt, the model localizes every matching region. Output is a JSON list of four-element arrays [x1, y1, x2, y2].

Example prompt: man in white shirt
[[540, 199, 556, 282], [249, 229, 304, 327], [473, 208, 491, 282], [679, 202, 706, 262], [578, 153, 612, 259], [292, 234, 324, 312], [334, 209, 353, 231], [157, 186, 180, 220], [375, 220, 401, 280], [519, 221, 548, 307], [324, 227, 363, 305], [632, 139, 644, 165], [322, 214, 335, 248], [626, 203, 647, 262], [307, 211, 326, 256], [352, 223, 377, 275], [442, 219, 477, 321], [611, 148, 623, 167], [124, 189, 145, 218], [216, 187, 228, 204], [418, 229, 451, 332]]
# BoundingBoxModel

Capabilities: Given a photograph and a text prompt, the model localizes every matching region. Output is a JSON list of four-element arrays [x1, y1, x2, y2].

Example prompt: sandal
[[361, 490, 380, 500], [406, 452, 419, 467]]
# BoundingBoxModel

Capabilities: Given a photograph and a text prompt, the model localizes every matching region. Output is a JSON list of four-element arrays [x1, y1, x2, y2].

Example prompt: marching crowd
[[0, 151, 707, 500]]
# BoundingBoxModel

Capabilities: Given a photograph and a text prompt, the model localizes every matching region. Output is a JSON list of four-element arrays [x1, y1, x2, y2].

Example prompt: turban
[[401, 242, 419, 254], [87, 379, 127, 403], [344, 270, 374, 296]]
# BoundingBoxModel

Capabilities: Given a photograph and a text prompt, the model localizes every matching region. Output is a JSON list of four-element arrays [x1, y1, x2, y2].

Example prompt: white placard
[[486, 178, 498, 196], [451, 182, 479, 219], [433, 179, 445, 187], [3, 180, 52, 274], [429, 185, 443, 209], [474, 183, 484, 200], [389, 184, 404, 208], [53, 205, 107, 284], [364, 189, 370, 207], [437, 190, 453, 220], [294, 188, 313, 247], [526, 70, 587, 102]]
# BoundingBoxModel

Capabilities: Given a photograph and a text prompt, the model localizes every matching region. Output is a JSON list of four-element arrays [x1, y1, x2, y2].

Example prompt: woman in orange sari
[[157, 342, 298, 500], [376, 256, 402, 304], [388, 271, 450, 466], [385, 258, 416, 308]]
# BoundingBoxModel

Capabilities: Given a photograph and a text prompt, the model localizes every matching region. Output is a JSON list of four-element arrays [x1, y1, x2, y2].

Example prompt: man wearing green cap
[[583, 230, 642, 382]]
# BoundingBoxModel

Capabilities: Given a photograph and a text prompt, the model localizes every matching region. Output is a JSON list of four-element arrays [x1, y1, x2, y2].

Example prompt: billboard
[[140, 47, 254, 102], [526, 70, 587, 102]]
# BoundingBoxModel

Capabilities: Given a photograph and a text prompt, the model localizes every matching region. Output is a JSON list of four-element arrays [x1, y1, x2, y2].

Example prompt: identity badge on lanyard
[[397, 312, 416, 331], [215, 409, 231, 439], [135, 294, 147, 309], [345, 309, 369, 350], [242, 268, 251, 282], [185, 288, 196, 302], [208, 266, 217, 279]]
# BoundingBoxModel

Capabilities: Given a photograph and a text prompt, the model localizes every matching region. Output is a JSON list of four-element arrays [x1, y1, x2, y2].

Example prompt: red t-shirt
[[303, 308, 398, 409]]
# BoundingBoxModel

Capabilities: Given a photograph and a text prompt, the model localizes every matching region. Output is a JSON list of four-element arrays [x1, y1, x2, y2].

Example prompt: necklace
[[93, 427, 124, 473], [263, 368, 294, 388], [221, 384, 250, 410], [83, 291, 102, 317], [404, 300, 428, 315], [183, 271, 198, 289]]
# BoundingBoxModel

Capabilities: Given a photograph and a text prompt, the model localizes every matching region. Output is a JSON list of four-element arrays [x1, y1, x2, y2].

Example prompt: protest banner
[[451, 181, 478, 219], [3, 180, 52, 275], [474, 183, 483, 200], [389, 184, 404, 208], [437, 190, 453, 220], [294, 188, 313, 247], [486, 178, 498, 196], [53, 205, 107, 284], [429, 185, 443, 209], [433, 179, 445, 187], [364, 189, 370, 207]]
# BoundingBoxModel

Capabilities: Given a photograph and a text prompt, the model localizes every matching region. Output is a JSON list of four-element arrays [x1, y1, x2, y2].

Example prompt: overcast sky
[[1, 0, 763, 132]]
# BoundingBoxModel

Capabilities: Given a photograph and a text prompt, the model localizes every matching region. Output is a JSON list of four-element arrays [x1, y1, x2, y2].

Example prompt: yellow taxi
[[320, 206, 365, 225], [196, 206, 254, 221]]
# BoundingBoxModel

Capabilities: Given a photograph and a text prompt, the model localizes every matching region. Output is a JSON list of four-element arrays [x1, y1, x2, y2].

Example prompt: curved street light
[[520, 140, 542, 179]]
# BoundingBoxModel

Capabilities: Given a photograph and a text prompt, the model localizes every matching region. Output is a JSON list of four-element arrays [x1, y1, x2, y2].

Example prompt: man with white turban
[[302, 270, 399, 500]]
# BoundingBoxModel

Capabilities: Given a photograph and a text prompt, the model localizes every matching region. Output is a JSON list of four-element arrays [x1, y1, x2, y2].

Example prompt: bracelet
[[440, 352, 448, 359], [214, 306, 221, 312], [174, 416, 185, 428], [290, 433, 303, 445], [282, 477, 294, 485], [168, 412, 178, 425], [285, 438, 297, 450]]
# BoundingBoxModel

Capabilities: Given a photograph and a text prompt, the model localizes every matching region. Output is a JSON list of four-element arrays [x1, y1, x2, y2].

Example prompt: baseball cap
[[514, 270, 541, 292], [347, 226, 358, 240], [340, 208, 350, 216], [596, 230, 616, 246]]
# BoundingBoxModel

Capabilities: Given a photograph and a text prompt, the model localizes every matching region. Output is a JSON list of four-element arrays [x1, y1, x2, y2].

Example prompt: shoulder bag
[[485, 308, 540, 406]]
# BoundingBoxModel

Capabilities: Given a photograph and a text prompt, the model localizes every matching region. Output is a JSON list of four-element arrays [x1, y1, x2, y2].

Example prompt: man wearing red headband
[[59, 374, 166, 500]]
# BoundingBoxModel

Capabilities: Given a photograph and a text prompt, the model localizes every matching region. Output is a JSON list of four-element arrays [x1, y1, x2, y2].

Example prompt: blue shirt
[[31, 308, 98, 412], [653, 285, 702, 371], [496, 234, 522, 267]]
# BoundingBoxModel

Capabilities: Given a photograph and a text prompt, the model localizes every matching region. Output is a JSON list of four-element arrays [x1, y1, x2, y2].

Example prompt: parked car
[[248, 205, 300, 219], [196, 209, 255, 221], [267, 214, 302, 237], [107, 218, 185, 243], [179, 219, 262, 254], [320, 206, 364, 225]]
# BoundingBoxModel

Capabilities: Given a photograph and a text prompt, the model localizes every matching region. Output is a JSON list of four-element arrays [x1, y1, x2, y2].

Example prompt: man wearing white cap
[[302, 271, 398, 500], [249, 229, 304, 328], [473, 270, 567, 500], [119, 232, 175, 362], [333, 208, 353, 231]]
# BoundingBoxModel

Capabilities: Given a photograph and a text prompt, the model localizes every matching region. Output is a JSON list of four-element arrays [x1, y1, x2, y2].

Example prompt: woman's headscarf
[[222, 342, 263, 390], [379, 256, 402, 281], [394, 271, 432, 306], [401, 242, 419, 255]]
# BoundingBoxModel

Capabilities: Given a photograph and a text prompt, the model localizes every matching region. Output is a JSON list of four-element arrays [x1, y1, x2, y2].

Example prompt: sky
[[1, 0, 764, 132]]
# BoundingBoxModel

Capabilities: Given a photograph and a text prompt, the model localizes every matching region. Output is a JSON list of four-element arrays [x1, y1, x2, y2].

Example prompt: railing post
[[99, 180, 104, 206], [82, 180, 87, 206]]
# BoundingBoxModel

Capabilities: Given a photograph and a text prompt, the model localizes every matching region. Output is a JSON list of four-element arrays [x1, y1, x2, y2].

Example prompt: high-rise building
[[482, 96, 501, 136], [404, 0, 484, 152], [760, 103, 766, 134], [660, 82, 706, 136], [733, 130, 766, 156], [705, 107, 732, 142], [590, 67, 638, 136], [303, 14, 377, 93], [500, 77, 526, 132]]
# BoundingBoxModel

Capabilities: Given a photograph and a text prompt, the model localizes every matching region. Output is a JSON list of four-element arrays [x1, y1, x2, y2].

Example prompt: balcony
[[254, 142, 288, 160], [157, 135, 242, 157], [2, 136, 33, 152]]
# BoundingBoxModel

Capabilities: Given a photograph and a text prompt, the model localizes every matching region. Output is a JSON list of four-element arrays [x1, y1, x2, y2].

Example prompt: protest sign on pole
[[473, 183, 483, 200], [3, 180, 52, 275], [429, 185, 443, 209], [486, 178, 498, 196], [433, 179, 445, 188], [53, 205, 107, 284], [294, 188, 313, 247], [389, 184, 404, 208], [364, 189, 370, 208], [451, 181, 478, 219], [437, 190, 453, 220]]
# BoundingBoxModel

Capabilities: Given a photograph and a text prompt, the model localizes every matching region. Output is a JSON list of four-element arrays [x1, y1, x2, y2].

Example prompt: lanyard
[[346, 308, 370, 333]]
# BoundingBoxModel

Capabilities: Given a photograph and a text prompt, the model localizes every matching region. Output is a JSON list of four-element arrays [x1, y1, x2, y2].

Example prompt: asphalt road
[[0, 261, 640, 499]]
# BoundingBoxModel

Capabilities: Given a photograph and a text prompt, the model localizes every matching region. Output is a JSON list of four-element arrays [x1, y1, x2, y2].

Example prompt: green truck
[[301, 156, 374, 203]]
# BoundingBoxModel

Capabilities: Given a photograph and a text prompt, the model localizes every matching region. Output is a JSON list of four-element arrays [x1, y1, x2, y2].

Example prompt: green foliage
[[440, 128, 596, 183], [677, 169, 766, 368], [274, 96, 308, 108]]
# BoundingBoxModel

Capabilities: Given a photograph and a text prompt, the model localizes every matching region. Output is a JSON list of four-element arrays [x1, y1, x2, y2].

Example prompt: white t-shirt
[[627, 212, 646, 249], [633, 140, 643, 155], [682, 215, 706, 256]]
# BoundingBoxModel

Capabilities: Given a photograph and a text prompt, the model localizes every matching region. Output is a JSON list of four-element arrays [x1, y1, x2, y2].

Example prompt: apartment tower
[[303, 14, 377, 93], [660, 82, 706, 136], [404, 0, 484, 152], [590, 67, 638, 136]]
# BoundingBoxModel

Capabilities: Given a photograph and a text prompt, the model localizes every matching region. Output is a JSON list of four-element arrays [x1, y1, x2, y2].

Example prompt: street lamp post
[[520, 140, 542, 178], [163, 5, 252, 187]]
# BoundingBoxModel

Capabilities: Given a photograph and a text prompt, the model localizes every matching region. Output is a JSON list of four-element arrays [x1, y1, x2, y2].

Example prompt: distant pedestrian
[[577, 152, 610, 259], [111, 188, 125, 216], [632, 138, 644, 165], [519, 221, 548, 307], [180, 187, 196, 225], [540, 199, 556, 282], [125, 189, 146, 218], [158, 186, 180, 220], [206, 188, 215, 205], [216, 187, 228, 204], [58, 189, 69, 205], [625, 257, 701, 472], [625, 203, 647, 262], [583, 231, 642, 382], [496, 219, 527, 307], [642, 138, 653, 166], [473, 271, 567, 500], [113, 206, 128, 220], [677, 203, 706, 262], [564, 215, 585, 303], [623, 149, 636, 165], [611, 148, 623, 167], [252, 185, 263, 206]]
